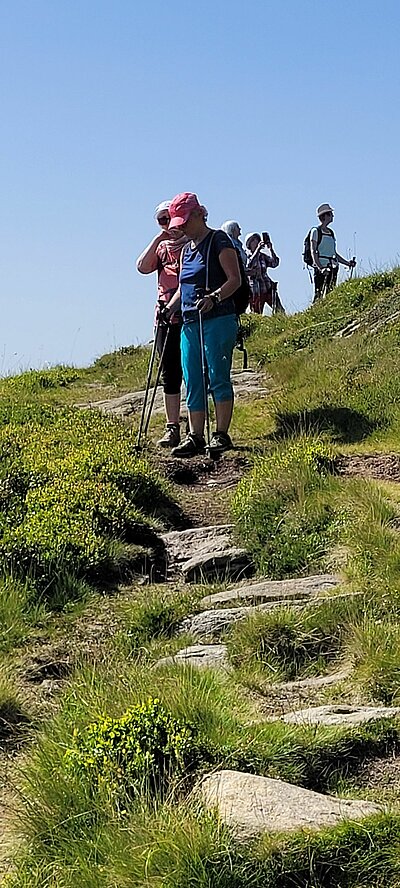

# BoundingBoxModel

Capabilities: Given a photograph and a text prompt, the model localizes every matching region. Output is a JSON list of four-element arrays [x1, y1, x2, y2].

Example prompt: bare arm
[[310, 230, 323, 270], [136, 232, 168, 274], [336, 251, 355, 267]]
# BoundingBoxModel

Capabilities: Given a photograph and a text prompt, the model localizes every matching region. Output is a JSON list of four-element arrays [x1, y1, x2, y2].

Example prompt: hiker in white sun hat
[[310, 203, 356, 302], [136, 200, 188, 448]]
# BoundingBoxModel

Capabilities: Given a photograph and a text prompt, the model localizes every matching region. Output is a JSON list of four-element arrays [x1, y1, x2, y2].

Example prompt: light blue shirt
[[311, 227, 336, 267]]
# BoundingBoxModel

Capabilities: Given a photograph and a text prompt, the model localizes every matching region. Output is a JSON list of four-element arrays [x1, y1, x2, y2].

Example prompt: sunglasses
[[157, 215, 170, 225]]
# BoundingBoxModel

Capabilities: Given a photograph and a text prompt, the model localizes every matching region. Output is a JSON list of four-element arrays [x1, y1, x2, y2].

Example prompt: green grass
[[231, 436, 342, 577], [0, 674, 30, 742], [0, 344, 152, 408], [8, 806, 400, 888], [0, 405, 176, 604], [226, 596, 361, 683], [5, 270, 400, 885], [8, 652, 400, 887]]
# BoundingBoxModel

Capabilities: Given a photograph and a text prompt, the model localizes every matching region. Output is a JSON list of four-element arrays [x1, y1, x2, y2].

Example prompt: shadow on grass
[[0, 699, 30, 745], [273, 407, 379, 444]]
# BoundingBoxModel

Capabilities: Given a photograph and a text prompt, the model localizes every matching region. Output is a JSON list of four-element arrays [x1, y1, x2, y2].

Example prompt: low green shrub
[[232, 437, 341, 577], [1, 366, 79, 395], [0, 406, 174, 597], [65, 698, 197, 803]]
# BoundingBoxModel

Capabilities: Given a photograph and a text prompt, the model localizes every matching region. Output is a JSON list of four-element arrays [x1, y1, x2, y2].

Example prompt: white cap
[[154, 200, 171, 219]]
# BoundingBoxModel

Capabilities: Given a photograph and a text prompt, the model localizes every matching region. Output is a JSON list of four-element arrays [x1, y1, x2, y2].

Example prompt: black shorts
[[156, 323, 182, 395], [313, 266, 338, 302]]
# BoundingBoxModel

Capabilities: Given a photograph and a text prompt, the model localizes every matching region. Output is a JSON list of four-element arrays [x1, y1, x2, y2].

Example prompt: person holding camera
[[136, 201, 188, 448], [311, 203, 356, 302], [164, 192, 241, 458], [245, 232, 285, 314]]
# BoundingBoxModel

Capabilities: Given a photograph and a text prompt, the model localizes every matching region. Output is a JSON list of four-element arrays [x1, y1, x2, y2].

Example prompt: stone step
[[197, 769, 380, 840], [160, 524, 253, 584], [180, 592, 358, 641], [281, 704, 400, 727], [199, 574, 341, 609], [273, 669, 351, 692], [155, 643, 229, 670]]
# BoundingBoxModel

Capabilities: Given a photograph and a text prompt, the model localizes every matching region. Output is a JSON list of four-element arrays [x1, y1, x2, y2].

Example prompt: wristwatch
[[209, 289, 222, 305]]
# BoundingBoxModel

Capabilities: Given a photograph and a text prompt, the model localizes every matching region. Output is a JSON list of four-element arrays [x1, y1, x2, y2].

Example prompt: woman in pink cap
[[136, 201, 188, 448], [165, 192, 241, 458]]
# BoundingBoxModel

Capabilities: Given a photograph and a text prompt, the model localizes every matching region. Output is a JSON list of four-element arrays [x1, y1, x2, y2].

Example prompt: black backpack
[[206, 231, 250, 316], [232, 246, 250, 316], [303, 225, 322, 266]]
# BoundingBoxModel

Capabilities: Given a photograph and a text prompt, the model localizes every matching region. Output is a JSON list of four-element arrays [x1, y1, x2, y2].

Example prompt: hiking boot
[[208, 431, 233, 455], [157, 423, 180, 448], [171, 432, 206, 458]]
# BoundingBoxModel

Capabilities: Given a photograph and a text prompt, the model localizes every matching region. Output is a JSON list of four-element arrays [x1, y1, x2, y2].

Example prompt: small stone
[[155, 643, 229, 670]]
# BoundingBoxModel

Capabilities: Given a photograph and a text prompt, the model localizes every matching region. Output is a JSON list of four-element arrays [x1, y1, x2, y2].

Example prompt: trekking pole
[[272, 282, 277, 316], [236, 322, 248, 370], [198, 308, 213, 459], [321, 265, 331, 300], [135, 315, 161, 451], [142, 318, 171, 439], [349, 257, 356, 280]]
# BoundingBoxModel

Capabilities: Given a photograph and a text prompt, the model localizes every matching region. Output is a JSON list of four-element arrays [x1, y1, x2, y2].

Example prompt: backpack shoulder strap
[[205, 230, 217, 292]]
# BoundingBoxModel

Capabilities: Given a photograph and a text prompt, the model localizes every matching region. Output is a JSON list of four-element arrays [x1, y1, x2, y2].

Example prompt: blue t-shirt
[[180, 229, 236, 323]]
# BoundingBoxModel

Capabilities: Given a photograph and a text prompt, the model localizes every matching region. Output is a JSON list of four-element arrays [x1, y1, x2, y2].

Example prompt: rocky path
[[81, 366, 400, 838], [76, 367, 270, 418], [3, 365, 400, 870]]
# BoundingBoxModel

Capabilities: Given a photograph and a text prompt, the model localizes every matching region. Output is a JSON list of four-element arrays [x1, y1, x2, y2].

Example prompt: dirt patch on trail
[[163, 454, 249, 490], [162, 455, 250, 527], [337, 453, 400, 484], [345, 755, 400, 805]]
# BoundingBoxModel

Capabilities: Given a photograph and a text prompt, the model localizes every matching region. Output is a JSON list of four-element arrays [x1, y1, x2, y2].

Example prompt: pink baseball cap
[[168, 192, 202, 228]]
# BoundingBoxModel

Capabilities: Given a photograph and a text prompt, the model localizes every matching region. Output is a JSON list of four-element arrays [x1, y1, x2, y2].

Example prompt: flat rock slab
[[275, 669, 351, 692], [180, 601, 312, 640], [180, 595, 354, 641], [160, 524, 253, 583], [200, 574, 341, 609], [76, 369, 268, 418], [156, 643, 229, 670], [282, 704, 400, 726], [198, 770, 380, 840]]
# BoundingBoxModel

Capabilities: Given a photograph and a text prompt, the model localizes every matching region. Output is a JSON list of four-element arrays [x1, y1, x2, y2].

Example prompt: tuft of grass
[[115, 585, 200, 654], [0, 674, 30, 742], [232, 436, 341, 577], [226, 597, 360, 682], [348, 618, 400, 704], [0, 406, 175, 601], [0, 574, 45, 651]]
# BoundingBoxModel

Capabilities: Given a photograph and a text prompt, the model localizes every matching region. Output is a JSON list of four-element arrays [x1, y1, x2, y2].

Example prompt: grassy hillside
[[2, 269, 400, 887]]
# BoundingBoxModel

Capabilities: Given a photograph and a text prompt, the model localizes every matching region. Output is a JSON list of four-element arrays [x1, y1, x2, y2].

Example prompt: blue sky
[[1, 0, 399, 375]]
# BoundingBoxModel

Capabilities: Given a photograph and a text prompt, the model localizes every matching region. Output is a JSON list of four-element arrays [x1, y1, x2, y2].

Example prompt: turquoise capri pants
[[181, 313, 238, 412]]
